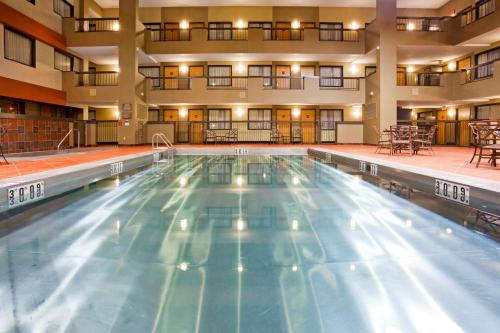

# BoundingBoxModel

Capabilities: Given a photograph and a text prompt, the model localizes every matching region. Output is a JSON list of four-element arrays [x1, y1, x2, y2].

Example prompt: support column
[[364, 0, 398, 144], [117, 0, 147, 145]]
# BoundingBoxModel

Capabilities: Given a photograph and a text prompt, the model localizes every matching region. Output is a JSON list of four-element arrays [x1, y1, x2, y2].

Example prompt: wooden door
[[436, 110, 446, 144], [164, 66, 179, 89], [397, 67, 406, 85], [164, 109, 179, 122], [275, 22, 291, 40], [189, 109, 204, 144], [189, 66, 204, 77], [276, 65, 291, 89], [301, 109, 316, 143], [276, 109, 291, 140], [164, 23, 179, 40]]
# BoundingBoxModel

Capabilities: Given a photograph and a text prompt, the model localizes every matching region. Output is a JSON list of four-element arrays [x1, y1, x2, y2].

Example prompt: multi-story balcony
[[144, 76, 365, 105], [144, 27, 365, 55], [62, 17, 120, 47], [396, 72, 452, 103], [63, 71, 120, 104]]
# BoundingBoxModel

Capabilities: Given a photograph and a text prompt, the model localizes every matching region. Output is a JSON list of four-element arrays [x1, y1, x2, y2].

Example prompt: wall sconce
[[370, 91, 374, 96], [350, 21, 359, 30], [179, 64, 188, 74], [112, 22, 120, 31], [179, 20, 189, 30], [236, 19, 246, 29], [406, 66, 415, 73], [292, 64, 300, 73], [447, 62, 457, 71], [350, 64, 359, 75], [292, 108, 301, 118], [353, 107, 362, 119], [236, 107, 244, 117], [114, 109, 120, 119], [291, 20, 301, 29], [179, 108, 188, 117], [237, 63, 245, 73], [406, 22, 416, 31], [447, 108, 456, 117]]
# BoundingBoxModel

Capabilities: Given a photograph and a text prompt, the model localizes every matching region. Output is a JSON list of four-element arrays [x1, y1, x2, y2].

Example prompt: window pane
[[208, 109, 231, 129], [5, 28, 34, 66], [54, 51, 73, 71], [208, 66, 231, 86], [248, 109, 271, 129]]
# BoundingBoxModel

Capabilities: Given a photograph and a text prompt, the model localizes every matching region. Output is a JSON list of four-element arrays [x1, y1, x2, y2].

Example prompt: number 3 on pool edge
[[8, 189, 15, 206], [435, 180, 440, 195]]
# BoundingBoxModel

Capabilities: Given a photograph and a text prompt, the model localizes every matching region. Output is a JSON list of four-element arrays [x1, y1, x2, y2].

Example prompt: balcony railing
[[396, 17, 446, 31], [462, 60, 496, 83], [146, 120, 360, 144], [208, 28, 248, 40], [460, 0, 496, 26], [319, 28, 359, 41], [397, 72, 442, 86], [148, 27, 359, 42], [150, 76, 363, 91], [76, 71, 119, 86], [75, 18, 120, 32]]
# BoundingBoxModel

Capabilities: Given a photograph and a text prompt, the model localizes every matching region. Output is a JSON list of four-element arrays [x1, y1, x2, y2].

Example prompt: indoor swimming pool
[[0, 155, 499, 333]]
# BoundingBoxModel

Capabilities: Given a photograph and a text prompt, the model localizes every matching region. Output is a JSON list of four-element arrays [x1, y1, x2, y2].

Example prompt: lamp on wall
[[350, 21, 359, 30], [180, 20, 189, 30], [237, 63, 245, 73], [114, 109, 120, 119], [292, 108, 301, 118], [353, 106, 362, 119], [180, 64, 188, 74], [291, 20, 301, 29], [236, 107, 244, 117], [406, 22, 416, 31], [447, 62, 457, 71], [350, 63, 359, 75], [406, 66, 415, 73], [292, 64, 300, 73], [236, 19, 246, 29], [179, 108, 188, 117], [112, 22, 120, 31]]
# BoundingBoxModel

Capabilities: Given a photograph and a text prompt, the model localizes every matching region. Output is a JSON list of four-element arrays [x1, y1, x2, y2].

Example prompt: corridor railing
[[75, 18, 120, 32], [396, 16, 446, 31], [76, 71, 119, 86], [460, 0, 496, 26], [397, 72, 442, 86]]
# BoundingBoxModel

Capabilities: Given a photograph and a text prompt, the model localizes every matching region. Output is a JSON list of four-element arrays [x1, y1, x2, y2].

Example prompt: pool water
[[1, 155, 499, 333]]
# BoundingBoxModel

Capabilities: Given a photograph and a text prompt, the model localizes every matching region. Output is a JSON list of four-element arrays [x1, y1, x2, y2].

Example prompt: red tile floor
[[0, 144, 498, 182]]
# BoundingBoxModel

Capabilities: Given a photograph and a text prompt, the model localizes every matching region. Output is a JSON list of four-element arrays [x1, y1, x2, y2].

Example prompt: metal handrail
[[57, 128, 80, 151], [152, 133, 173, 149]]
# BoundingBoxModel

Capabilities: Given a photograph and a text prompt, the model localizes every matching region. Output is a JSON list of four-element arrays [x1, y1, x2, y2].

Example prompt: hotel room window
[[54, 50, 73, 72], [208, 65, 232, 87], [208, 109, 231, 130], [4, 28, 35, 67], [248, 109, 272, 130]]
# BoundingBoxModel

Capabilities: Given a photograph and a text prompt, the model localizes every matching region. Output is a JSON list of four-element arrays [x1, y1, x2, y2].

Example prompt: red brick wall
[[1, 118, 71, 154]]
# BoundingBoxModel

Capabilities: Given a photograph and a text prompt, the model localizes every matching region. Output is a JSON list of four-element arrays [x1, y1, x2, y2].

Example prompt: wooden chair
[[205, 129, 217, 143], [413, 125, 436, 155], [373, 125, 391, 153], [225, 128, 238, 143]]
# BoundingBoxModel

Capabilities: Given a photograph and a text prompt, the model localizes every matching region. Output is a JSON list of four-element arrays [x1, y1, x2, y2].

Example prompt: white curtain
[[320, 67, 343, 87]]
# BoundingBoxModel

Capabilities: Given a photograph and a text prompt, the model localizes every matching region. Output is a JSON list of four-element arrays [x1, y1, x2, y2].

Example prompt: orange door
[[164, 109, 179, 122], [276, 109, 291, 141], [164, 66, 179, 89], [436, 110, 446, 144], [189, 66, 204, 77], [276, 66, 290, 89], [189, 109, 204, 144], [164, 23, 179, 40], [301, 109, 316, 143], [275, 22, 291, 40]]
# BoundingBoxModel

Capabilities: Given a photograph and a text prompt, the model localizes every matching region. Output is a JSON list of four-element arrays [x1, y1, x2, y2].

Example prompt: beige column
[[364, 0, 398, 144], [117, 0, 147, 145]]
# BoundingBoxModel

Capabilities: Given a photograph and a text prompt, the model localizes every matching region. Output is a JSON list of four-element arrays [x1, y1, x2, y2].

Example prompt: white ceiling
[[69, 46, 119, 65], [96, 0, 450, 9], [397, 45, 484, 65]]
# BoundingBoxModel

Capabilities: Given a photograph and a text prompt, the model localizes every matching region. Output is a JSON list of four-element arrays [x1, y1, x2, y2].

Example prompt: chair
[[390, 125, 418, 155], [291, 127, 302, 144], [205, 129, 217, 144], [413, 125, 436, 155], [373, 125, 391, 153], [270, 128, 283, 143], [473, 122, 500, 167], [225, 128, 238, 143]]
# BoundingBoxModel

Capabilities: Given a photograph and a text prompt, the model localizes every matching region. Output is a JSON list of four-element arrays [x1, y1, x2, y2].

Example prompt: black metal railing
[[461, 0, 496, 26], [146, 120, 362, 144], [76, 71, 119, 86], [149, 28, 191, 41], [75, 18, 120, 32], [462, 60, 496, 83], [397, 72, 442, 86], [319, 28, 359, 41], [319, 77, 360, 89], [396, 17, 446, 31], [208, 28, 248, 40], [53, 0, 74, 18]]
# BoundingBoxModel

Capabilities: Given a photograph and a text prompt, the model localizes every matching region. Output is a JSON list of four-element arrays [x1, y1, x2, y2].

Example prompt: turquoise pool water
[[1, 155, 499, 333]]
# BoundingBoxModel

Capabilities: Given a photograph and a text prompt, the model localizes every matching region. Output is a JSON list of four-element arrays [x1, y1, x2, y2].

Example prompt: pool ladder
[[152, 133, 175, 169]]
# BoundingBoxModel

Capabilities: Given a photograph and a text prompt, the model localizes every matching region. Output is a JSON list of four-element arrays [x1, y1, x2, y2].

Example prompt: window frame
[[248, 65, 272, 87], [4, 27, 36, 68], [53, 49, 74, 72], [207, 65, 232, 87], [248, 108, 272, 130], [319, 109, 343, 130], [208, 108, 232, 130], [319, 66, 343, 87]]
